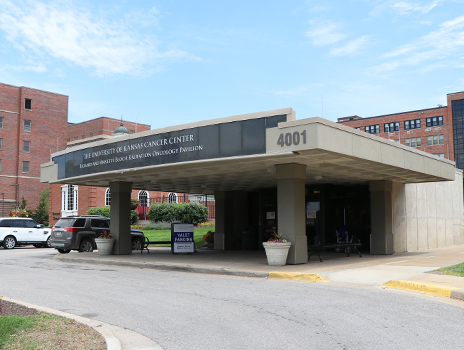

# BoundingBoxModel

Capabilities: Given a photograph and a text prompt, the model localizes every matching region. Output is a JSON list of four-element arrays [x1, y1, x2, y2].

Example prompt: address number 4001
[[277, 130, 307, 147]]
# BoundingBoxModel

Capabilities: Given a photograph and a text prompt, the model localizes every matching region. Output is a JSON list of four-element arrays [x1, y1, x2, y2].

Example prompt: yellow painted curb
[[268, 271, 330, 282], [382, 280, 458, 298]]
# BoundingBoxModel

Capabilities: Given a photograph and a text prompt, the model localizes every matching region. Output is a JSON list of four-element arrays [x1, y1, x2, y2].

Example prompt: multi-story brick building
[[0, 82, 213, 224], [338, 91, 464, 167], [0, 83, 68, 215]]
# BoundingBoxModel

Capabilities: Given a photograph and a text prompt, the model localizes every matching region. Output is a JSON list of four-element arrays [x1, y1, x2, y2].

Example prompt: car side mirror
[[36, 224, 45, 228]]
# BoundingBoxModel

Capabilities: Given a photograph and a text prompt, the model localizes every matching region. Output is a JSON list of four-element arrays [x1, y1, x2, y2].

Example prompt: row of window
[[62, 186, 179, 212], [104, 189, 178, 207], [405, 135, 444, 147], [0, 117, 32, 131], [0, 160, 29, 173], [0, 139, 30, 152], [362, 116, 444, 134]]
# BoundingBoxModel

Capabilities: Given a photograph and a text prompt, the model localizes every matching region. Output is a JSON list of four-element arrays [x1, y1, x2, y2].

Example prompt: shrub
[[147, 202, 180, 223], [152, 221, 174, 230], [147, 202, 208, 225], [130, 210, 138, 225], [178, 202, 209, 225], [203, 231, 214, 243], [87, 206, 138, 225], [32, 188, 49, 225], [142, 223, 155, 230], [87, 206, 111, 218]]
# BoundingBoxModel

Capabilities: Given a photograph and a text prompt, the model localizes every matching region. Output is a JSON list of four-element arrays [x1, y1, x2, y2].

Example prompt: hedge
[[147, 202, 208, 225], [87, 206, 138, 225]]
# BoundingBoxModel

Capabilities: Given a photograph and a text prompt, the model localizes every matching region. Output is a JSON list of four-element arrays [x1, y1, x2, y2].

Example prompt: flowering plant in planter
[[131, 199, 141, 210], [98, 230, 113, 239], [267, 231, 287, 243], [7, 210, 29, 217]]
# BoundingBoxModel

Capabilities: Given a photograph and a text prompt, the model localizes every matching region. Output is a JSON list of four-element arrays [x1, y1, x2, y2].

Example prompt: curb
[[53, 256, 270, 278], [268, 271, 330, 282], [3, 297, 122, 350], [381, 280, 464, 300]]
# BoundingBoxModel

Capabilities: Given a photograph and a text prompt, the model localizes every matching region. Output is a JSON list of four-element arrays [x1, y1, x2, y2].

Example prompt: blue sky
[[0, 0, 463, 128]]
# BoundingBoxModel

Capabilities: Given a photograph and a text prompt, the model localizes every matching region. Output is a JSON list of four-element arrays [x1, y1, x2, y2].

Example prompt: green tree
[[32, 188, 49, 225]]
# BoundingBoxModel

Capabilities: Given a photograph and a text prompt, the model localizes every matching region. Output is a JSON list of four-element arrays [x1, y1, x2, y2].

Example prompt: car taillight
[[65, 227, 77, 232], [51, 227, 56, 231]]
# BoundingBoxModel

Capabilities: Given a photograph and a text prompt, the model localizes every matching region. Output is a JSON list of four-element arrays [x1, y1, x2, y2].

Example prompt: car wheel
[[132, 238, 143, 251], [79, 239, 93, 252], [57, 249, 71, 254], [45, 236, 52, 248], [3, 236, 16, 249]]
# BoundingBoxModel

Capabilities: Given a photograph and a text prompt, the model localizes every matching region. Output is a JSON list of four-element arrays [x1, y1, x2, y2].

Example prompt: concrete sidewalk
[[52, 244, 464, 300]]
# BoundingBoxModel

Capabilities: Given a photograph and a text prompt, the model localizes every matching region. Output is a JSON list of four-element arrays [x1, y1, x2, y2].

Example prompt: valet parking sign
[[172, 223, 195, 254]]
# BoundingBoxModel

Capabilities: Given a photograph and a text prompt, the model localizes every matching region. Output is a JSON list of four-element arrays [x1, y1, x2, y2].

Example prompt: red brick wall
[[0, 83, 68, 212], [67, 117, 150, 142], [338, 106, 454, 160]]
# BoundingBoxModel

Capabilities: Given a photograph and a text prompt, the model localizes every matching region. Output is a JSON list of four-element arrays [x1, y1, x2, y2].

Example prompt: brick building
[[338, 91, 464, 166], [0, 83, 68, 215], [47, 117, 215, 223]]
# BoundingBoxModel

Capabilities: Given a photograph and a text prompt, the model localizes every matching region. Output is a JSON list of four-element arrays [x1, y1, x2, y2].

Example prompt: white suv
[[0, 217, 51, 249]]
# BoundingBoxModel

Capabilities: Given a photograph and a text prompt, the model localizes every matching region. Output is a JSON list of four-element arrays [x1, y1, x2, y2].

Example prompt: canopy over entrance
[[41, 108, 457, 263], [41, 109, 454, 191]]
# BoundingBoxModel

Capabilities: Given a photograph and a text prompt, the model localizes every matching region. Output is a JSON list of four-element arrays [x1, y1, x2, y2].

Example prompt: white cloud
[[391, 1, 440, 15], [305, 20, 345, 46], [369, 16, 464, 74], [330, 36, 370, 56], [0, 0, 198, 76], [370, 1, 442, 16], [2, 63, 47, 72]]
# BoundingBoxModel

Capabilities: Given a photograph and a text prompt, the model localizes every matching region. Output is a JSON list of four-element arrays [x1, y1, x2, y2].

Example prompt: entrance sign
[[53, 114, 288, 180], [172, 223, 195, 254]]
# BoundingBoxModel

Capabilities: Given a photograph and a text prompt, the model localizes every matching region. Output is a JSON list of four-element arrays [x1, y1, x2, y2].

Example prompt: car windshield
[[54, 218, 75, 228]]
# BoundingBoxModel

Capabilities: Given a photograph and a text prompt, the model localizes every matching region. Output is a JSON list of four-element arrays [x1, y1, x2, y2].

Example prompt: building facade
[[0, 83, 68, 215], [338, 91, 464, 165], [41, 108, 464, 261]]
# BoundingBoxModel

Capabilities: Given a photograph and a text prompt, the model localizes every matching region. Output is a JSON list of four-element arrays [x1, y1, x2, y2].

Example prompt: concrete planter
[[262, 242, 292, 266], [95, 238, 115, 256]]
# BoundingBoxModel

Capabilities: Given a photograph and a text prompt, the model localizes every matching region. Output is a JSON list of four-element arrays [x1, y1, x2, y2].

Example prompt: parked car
[[0, 217, 51, 249], [49, 215, 145, 253]]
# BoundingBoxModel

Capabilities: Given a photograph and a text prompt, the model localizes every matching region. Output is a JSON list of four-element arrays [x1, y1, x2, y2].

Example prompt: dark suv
[[50, 215, 144, 253]]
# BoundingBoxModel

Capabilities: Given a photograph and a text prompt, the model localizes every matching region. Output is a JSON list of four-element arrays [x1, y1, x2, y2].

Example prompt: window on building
[[434, 153, 445, 158], [0, 159, 2, 172], [405, 137, 421, 147], [138, 190, 149, 207], [24, 98, 32, 110], [22, 161, 29, 173], [365, 125, 380, 134], [0, 138, 2, 150], [384, 122, 399, 132], [62, 184, 78, 213], [23, 140, 30, 153], [404, 119, 421, 130], [427, 134, 444, 145], [24, 120, 31, 132], [105, 188, 111, 206], [426, 116, 443, 127], [0, 117, 3, 128], [355, 127, 360, 130], [168, 192, 178, 203]]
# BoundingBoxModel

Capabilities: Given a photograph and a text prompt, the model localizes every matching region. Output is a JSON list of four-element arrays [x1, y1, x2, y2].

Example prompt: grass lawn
[[143, 228, 213, 247], [435, 262, 464, 277], [0, 314, 105, 349]]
